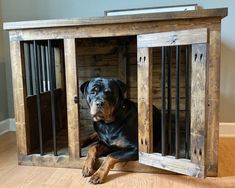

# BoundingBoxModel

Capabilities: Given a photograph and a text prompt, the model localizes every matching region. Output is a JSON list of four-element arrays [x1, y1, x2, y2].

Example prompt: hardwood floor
[[0, 132, 235, 188]]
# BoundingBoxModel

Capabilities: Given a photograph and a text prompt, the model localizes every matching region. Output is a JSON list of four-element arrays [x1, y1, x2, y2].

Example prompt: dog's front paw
[[89, 171, 105, 184], [82, 164, 95, 177]]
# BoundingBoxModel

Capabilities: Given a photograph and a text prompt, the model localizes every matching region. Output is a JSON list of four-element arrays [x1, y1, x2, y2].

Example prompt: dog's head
[[80, 78, 127, 123]]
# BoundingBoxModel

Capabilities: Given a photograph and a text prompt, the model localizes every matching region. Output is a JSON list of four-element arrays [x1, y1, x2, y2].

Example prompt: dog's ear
[[80, 81, 90, 95], [115, 80, 127, 98]]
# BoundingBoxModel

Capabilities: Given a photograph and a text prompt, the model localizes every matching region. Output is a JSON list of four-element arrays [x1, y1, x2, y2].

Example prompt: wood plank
[[118, 44, 127, 84], [19, 154, 174, 174], [3, 8, 227, 30], [64, 39, 80, 160], [206, 23, 221, 176], [139, 152, 202, 177], [137, 47, 153, 153], [8, 18, 221, 41], [9, 41, 28, 158], [190, 44, 207, 178], [137, 28, 207, 47]]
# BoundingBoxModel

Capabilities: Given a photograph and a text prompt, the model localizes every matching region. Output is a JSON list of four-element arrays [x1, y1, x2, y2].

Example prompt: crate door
[[137, 28, 208, 178]]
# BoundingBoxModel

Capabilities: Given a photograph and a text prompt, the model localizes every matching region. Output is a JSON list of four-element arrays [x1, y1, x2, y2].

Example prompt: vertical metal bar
[[161, 47, 166, 156], [48, 40, 57, 156], [185, 46, 190, 159], [33, 41, 43, 155], [167, 47, 172, 154], [26, 43, 33, 95], [37, 44, 42, 93], [175, 46, 180, 159]]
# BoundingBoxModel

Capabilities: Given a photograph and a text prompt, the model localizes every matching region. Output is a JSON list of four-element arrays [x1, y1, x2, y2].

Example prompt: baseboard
[[0, 118, 16, 135], [0, 119, 234, 137], [219, 122, 235, 137]]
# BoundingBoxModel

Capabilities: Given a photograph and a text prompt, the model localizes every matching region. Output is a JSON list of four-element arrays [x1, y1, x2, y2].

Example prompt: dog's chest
[[95, 123, 129, 148]]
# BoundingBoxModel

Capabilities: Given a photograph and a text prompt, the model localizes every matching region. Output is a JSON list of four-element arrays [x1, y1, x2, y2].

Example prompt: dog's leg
[[82, 143, 110, 177], [80, 132, 98, 148], [89, 147, 138, 184]]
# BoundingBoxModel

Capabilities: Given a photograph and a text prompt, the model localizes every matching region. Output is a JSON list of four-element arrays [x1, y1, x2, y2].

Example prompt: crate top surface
[[3, 8, 227, 31]]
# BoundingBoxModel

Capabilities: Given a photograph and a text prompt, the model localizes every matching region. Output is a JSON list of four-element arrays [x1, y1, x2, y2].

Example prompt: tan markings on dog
[[113, 138, 128, 148], [80, 132, 98, 148], [82, 143, 109, 177], [89, 156, 119, 184]]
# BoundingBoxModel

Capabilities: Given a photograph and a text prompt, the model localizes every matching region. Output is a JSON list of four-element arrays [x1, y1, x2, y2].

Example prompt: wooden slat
[[118, 44, 127, 84], [139, 152, 201, 177], [64, 38, 80, 160], [190, 43, 207, 178], [206, 23, 221, 176], [8, 18, 221, 41], [19, 154, 174, 174], [10, 41, 28, 158], [137, 28, 208, 47], [3, 8, 227, 30], [137, 47, 153, 153]]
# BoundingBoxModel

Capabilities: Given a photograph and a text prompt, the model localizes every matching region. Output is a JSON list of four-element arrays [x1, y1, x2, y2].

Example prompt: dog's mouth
[[91, 113, 105, 122]]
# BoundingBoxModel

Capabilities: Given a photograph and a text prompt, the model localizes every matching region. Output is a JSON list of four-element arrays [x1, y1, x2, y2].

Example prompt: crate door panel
[[137, 28, 208, 178]]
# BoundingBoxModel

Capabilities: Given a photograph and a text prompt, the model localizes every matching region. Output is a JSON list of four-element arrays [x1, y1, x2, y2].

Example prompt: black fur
[[81, 77, 161, 161]]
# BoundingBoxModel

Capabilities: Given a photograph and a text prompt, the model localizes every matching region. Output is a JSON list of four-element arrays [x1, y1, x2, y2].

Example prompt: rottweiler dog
[[80, 78, 161, 184]]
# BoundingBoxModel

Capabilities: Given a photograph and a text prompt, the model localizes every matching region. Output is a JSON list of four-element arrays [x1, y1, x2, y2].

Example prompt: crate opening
[[77, 36, 191, 160]]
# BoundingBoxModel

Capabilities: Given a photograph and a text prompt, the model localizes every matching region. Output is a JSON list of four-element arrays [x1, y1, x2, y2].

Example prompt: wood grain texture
[[3, 8, 227, 30], [190, 44, 207, 178], [8, 18, 222, 41], [2, 132, 235, 188], [9, 41, 28, 158], [64, 38, 80, 160], [139, 152, 201, 177], [137, 28, 207, 47], [137, 47, 153, 153], [206, 22, 221, 177]]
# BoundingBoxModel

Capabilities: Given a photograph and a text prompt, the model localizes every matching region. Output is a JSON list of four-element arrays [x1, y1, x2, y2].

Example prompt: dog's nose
[[96, 101, 104, 108]]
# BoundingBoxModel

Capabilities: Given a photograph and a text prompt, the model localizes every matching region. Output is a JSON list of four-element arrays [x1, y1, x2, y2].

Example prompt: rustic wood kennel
[[4, 8, 227, 178]]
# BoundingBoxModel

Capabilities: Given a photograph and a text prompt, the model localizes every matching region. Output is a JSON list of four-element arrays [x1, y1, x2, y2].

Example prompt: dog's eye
[[104, 89, 111, 95]]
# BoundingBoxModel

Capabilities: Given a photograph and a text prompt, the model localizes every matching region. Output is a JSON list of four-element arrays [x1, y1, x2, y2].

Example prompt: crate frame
[[4, 8, 227, 177]]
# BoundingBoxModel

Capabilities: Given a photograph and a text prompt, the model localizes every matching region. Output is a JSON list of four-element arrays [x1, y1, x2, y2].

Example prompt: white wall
[[1, 0, 235, 122]]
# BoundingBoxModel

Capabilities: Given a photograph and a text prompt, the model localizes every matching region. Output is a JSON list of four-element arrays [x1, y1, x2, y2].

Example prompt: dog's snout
[[96, 100, 104, 108]]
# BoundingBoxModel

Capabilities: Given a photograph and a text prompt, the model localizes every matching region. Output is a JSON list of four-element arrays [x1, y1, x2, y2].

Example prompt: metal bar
[[161, 47, 166, 156], [48, 40, 57, 156], [27, 43, 33, 95], [185, 46, 190, 159], [175, 46, 180, 159], [167, 47, 172, 154], [33, 41, 43, 155], [37, 44, 42, 93]]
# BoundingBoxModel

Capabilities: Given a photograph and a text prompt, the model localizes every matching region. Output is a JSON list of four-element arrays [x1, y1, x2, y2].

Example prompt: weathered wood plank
[[139, 152, 203, 177], [10, 41, 28, 158], [19, 154, 174, 174], [118, 44, 127, 84], [206, 23, 221, 177], [137, 47, 153, 153], [64, 39, 80, 160], [8, 18, 221, 41], [190, 43, 207, 178], [137, 28, 207, 47], [3, 8, 227, 30]]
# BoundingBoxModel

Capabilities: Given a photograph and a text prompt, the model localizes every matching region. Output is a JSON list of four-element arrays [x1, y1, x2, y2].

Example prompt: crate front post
[[64, 38, 80, 160], [9, 40, 29, 159], [137, 47, 153, 153]]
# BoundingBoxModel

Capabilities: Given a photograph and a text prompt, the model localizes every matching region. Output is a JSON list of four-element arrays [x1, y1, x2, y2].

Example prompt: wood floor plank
[[0, 132, 235, 188]]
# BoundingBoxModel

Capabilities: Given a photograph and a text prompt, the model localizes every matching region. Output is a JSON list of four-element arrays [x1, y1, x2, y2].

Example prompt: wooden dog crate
[[4, 7, 227, 178]]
